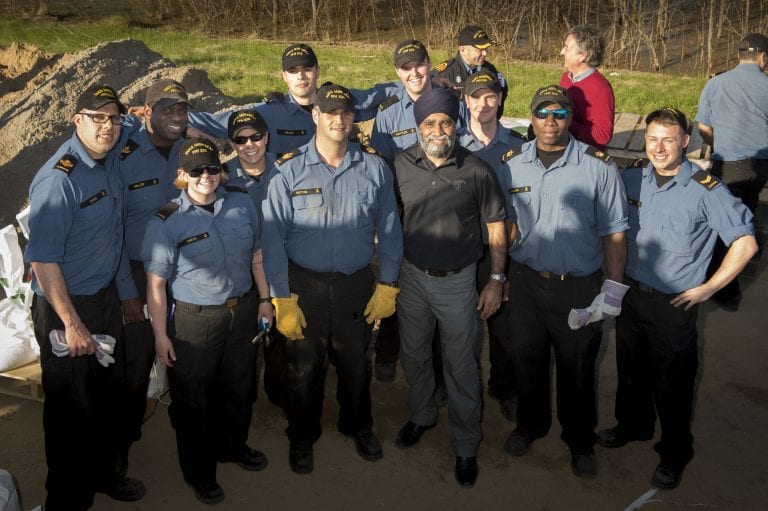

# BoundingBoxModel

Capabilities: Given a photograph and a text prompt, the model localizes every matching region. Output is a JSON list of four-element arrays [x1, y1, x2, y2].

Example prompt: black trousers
[[506, 264, 602, 452], [118, 262, 157, 468], [277, 263, 374, 447], [614, 282, 698, 466], [167, 291, 259, 486], [707, 158, 768, 302], [32, 282, 124, 511]]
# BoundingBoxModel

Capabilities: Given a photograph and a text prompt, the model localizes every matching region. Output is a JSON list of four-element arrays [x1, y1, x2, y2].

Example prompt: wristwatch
[[489, 273, 507, 284]]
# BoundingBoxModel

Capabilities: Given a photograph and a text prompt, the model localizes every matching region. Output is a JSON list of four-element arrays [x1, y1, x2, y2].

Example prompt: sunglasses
[[187, 165, 222, 178], [532, 108, 570, 120], [80, 112, 124, 125], [232, 132, 265, 145]]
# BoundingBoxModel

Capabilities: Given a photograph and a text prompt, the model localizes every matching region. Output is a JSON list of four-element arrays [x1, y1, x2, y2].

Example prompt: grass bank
[[0, 17, 706, 120]]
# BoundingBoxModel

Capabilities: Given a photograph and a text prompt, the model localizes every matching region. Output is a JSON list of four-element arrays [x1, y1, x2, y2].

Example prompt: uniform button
[[431, 180, 436, 185]]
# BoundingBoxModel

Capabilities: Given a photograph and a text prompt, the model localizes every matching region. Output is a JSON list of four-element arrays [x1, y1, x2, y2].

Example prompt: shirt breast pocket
[[291, 193, 325, 229], [558, 194, 594, 231], [178, 235, 216, 270], [662, 217, 696, 254], [354, 186, 378, 229]]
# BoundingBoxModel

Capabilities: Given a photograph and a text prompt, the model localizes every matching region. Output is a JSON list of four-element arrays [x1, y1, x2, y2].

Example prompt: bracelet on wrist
[[258, 296, 273, 304]]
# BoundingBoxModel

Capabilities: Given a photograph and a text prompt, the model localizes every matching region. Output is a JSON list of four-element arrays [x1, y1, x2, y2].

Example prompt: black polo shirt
[[393, 143, 506, 271]]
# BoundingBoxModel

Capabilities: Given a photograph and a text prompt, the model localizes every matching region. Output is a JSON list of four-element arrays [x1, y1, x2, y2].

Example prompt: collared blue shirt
[[117, 126, 185, 261], [622, 159, 754, 293], [25, 132, 135, 298], [141, 186, 261, 305], [226, 153, 278, 211], [695, 63, 768, 160], [189, 83, 399, 157], [458, 123, 524, 172], [498, 136, 629, 276], [262, 139, 403, 297], [370, 84, 419, 160]]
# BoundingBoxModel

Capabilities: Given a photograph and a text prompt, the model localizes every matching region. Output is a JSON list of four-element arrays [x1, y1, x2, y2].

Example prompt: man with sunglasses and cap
[[190, 43, 397, 157], [116, 78, 193, 485], [598, 108, 756, 489], [696, 32, 768, 312], [433, 25, 508, 118], [391, 86, 507, 488], [142, 138, 273, 504], [458, 71, 525, 421], [25, 84, 146, 510], [262, 84, 403, 475], [226, 109, 277, 208], [497, 85, 628, 479]]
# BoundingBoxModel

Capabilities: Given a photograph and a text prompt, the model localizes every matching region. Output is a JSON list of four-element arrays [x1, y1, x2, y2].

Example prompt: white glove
[[49, 330, 117, 367], [568, 279, 630, 330]]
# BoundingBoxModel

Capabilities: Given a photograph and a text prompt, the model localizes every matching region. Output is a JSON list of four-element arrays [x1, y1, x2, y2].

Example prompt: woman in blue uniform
[[142, 138, 274, 505]]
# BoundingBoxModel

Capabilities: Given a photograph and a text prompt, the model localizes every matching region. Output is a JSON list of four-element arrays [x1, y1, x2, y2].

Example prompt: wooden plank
[[608, 112, 642, 152], [626, 116, 647, 152], [686, 125, 711, 160], [0, 360, 43, 402]]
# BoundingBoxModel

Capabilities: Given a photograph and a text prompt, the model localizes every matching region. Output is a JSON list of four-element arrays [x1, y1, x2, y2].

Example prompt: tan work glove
[[363, 283, 400, 324], [272, 293, 307, 340]]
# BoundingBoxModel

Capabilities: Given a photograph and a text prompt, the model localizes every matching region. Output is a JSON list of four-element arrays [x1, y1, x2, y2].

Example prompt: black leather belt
[[625, 277, 671, 296], [175, 290, 252, 311], [521, 264, 571, 281], [423, 268, 464, 278]]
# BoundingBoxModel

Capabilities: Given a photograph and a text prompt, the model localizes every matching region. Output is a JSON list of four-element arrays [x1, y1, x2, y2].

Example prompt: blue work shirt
[[370, 84, 470, 161], [189, 83, 399, 157], [622, 159, 754, 294], [141, 186, 261, 305], [262, 139, 404, 297], [25, 132, 136, 299], [225, 153, 278, 212], [695, 63, 768, 160], [117, 126, 185, 261], [458, 123, 524, 172], [498, 136, 629, 276]]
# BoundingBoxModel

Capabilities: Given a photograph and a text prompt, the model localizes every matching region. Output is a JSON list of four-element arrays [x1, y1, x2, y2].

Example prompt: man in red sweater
[[559, 26, 615, 150]]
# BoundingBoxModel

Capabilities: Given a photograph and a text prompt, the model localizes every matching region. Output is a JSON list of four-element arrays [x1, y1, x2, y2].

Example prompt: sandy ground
[[1, 239, 767, 511]]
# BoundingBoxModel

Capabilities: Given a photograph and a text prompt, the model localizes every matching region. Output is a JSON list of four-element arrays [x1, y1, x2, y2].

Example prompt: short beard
[[421, 133, 454, 158]]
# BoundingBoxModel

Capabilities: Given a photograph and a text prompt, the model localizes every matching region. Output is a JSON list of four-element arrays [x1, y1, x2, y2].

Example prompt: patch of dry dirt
[[0, 39, 233, 225]]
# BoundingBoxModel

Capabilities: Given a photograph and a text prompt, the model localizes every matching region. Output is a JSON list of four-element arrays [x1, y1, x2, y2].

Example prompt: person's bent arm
[[31, 262, 94, 357], [671, 234, 757, 310]]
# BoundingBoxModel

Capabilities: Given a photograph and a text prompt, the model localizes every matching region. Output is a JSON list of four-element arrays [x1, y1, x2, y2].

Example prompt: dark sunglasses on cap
[[232, 132, 265, 145], [187, 165, 222, 178], [532, 108, 570, 120]]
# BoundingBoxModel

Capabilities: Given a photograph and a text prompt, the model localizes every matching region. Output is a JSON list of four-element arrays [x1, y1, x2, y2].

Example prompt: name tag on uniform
[[128, 178, 160, 191], [628, 198, 642, 207], [80, 189, 107, 208], [508, 186, 531, 194], [277, 129, 307, 136], [177, 232, 209, 248], [291, 188, 322, 197], [391, 128, 416, 138]]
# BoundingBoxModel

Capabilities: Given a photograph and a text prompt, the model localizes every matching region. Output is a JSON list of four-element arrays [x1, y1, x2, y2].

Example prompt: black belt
[[175, 289, 253, 312], [423, 268, 464, 277], [625, 277, 672, 297], [520, 264, 571, 281]]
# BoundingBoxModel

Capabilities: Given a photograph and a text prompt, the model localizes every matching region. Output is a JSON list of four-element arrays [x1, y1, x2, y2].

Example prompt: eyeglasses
[[80, 112, 124, 125], [187, 165, 222, 178], [232, 132, 265, 145], [532, 108, 570, 120]]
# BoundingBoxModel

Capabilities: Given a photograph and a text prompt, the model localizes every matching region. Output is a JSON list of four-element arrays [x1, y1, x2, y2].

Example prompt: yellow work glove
[[272, 293, 307, 340], [363, 283, 400, 324]]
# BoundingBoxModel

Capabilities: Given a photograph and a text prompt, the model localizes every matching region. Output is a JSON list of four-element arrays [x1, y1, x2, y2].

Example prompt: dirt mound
[[0, 39, 234, 225]]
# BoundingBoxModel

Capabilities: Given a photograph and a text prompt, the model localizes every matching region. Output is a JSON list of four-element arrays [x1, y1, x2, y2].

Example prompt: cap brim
[[531, 99, 570, 111], [474, 42, 493, 50]]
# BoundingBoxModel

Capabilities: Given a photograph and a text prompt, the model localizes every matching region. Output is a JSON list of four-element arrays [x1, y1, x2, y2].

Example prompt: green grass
[[0, 16, 706, 120]]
